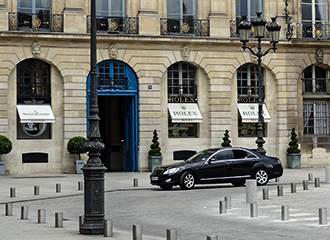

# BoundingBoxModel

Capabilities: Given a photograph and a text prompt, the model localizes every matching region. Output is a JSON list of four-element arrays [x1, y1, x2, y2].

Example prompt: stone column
[[209, 0, 230, 38], [138, 0, 160, 36], [0, 1, 8, 31], [63, 0, 86, 33]]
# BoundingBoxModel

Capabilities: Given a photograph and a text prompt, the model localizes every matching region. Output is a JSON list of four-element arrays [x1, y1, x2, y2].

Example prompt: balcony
[[296, 23, 330, 40], [160, 18, 209, 36], [87, 16, 139, 34], [8, 12, 63, 32]]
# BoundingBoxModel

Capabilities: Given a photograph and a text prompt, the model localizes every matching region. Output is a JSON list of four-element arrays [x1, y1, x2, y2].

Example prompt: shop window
[[17, 59, 52, 139], [303, 65, 328, 94]]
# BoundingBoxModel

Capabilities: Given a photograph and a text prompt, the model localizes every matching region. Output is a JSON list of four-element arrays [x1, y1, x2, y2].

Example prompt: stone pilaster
[[63, 0, 86, 33], [138, 0, 160, 36], [209, 0, 230, 38], [0, 2, 8, 31]]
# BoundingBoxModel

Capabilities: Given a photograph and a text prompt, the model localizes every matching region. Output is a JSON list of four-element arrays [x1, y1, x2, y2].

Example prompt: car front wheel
[[179, 172, 195, 190], [255, 169, 269, 185]]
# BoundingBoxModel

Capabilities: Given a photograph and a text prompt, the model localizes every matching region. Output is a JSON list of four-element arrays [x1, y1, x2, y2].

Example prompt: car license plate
[[151, 176, 159, 181]]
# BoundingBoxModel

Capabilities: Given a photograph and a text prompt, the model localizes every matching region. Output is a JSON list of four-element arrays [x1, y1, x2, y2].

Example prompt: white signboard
[[237, 103, 271, 123], [17, 105, 55, 123], [168, 103, 203, 123]]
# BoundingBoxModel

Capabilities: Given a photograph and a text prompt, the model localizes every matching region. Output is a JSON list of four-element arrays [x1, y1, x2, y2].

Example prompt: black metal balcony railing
[[161, 18, 209, 36], [9, 12, 63, 32], [296, 23, 330, 40], [87, 16, 138, 34], [230, 19, 270, 38]]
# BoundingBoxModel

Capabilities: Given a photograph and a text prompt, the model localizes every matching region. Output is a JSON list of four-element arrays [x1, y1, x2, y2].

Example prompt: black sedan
[[150, 147, 283, 190]]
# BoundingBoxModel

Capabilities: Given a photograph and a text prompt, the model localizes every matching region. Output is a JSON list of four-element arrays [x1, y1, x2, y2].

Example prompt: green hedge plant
[[0, 135, 12, 159], [67, 136, 87, 160], [148, 130, 161, 156], [221, 130, 232, 147], [287, 128, 301, 154]]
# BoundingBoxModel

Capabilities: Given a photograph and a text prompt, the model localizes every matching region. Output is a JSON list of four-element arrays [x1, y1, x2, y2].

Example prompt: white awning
[[17, 105, 55, 123], [168, 103, 203, 123], [237, 103, 271, 123]]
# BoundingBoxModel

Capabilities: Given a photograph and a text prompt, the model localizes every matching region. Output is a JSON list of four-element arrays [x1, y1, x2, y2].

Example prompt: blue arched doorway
[[87, 60, 139, 172]]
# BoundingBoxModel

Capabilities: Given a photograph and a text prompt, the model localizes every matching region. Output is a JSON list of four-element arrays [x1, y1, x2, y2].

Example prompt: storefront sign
[[237, 103, 271, 123], [237, 96, 259, 103], [168, 103, 203, 123], [17, 105, 55, 123], [168, 96, 197, 103]]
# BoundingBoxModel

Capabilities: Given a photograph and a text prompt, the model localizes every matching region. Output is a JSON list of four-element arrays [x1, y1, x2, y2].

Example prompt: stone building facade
[[0, 0, 329, 174]]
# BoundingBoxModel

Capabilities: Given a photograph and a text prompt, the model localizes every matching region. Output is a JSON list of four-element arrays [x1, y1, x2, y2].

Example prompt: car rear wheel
[[179, 172, 195, 190], [159, 184, 173, 190], [255, 169, 269, 185], [231, 179, 246, 187]]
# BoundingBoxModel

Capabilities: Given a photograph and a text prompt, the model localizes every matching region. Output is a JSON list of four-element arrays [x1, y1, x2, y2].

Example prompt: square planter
[[287, 153, 301, 169], [0, 161, 5, 175], [75, 160, 85, 174], [148, 156, 162, 172]]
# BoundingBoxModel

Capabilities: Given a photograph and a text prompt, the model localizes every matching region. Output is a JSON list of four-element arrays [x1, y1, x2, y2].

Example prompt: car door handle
[[226, 161, 232, 165]]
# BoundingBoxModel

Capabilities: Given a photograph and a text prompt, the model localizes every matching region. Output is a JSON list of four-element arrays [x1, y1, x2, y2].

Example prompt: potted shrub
[[148, 129, 162, 172], [221, 130, 232, 147], [0, 135, 12, 175], [287, 128, 301, 169], [67, 136, 87, 174]]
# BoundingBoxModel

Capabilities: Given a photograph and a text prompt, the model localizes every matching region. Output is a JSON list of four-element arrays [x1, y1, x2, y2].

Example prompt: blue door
[[87, 60, 139, 172]]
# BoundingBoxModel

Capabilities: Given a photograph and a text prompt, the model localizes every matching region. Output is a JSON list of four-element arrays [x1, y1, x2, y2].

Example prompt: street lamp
[[237, 13, 281, 155], [80, 0, 107, 235]]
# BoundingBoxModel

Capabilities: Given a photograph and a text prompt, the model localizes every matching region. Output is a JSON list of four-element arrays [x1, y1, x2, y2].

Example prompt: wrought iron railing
[[97, 77, 128, 90], [296, 23, 330, 40], [303, 78, 328, 93], [8, 12, 63, 32], [230, 19, 270, 38], [160, 18, 209, 36], [87, 16, 138, 34]]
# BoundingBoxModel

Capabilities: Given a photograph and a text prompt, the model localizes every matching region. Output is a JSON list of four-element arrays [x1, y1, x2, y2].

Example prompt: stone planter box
[[75, 160, 85, 174], [148, 156, 162, 172], [0, 161, 5, 175], [287, 153, 301, 169]]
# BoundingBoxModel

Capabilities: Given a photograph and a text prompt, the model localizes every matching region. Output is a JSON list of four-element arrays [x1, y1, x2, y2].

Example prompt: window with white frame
[[304, 101, 329, 135], [236, 0, 263, 21], [17, 0, 51, 29], [96, 0, 125, 17], [303, 65, 327, 93]]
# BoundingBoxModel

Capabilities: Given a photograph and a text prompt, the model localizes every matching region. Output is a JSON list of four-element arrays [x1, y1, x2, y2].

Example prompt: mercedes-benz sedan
[[150, 147, 283, 190]]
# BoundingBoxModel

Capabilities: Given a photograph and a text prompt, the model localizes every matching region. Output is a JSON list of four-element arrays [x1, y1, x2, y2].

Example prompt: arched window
[[167, 62, 199, 138], [237, 63, 261, 97], [303, 65, 330, 135]]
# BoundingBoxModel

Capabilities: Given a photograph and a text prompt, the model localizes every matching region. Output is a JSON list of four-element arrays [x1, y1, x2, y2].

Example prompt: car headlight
[[163, 168, 180, 175]]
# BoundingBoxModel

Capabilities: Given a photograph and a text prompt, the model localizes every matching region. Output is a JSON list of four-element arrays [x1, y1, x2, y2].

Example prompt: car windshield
[[185, 149, 217, 163]]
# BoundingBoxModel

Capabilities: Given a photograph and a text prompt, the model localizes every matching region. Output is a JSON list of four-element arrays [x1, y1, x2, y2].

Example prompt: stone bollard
[[133, 178, 138, 187], [224, 196, 231, 209], [219, 201, 226, 214], [104, 219, 113, 237], [245, 179, 257, 203], [326, 167, 330, 184], [308, 173, 313, 182], [290, 183, 297, 193], [20, 206, 28, 220], [319, 208, 328, 225], [262, 188, 269, 200], [315, 178, 321, 188], [38, 209, 46, 224], [10, 188, 16, 198], [277, 185, 283, 196], [281, 206, 289, 221], [303, 180, 309, 190], [250, 203, 258, 218], [132, 224, 142, 240], [78, 182, 83, 191], [206, 235, 218, 240], [34, 186, 40, 196], [166, 229, 177, 240], [56, 184, 61, 193], [55, 212, 63, 228], [5, 203, 13, 216]]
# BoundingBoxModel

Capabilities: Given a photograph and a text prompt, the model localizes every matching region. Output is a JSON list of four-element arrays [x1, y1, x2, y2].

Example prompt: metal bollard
[[56, 184, 61, 193], [10, 188, 16, 198], [38, 209, 46, 224], [79, 215, 83, 227], [224, 196, 231, 209], [319, 208, 328, 225], [166, 229, 177, 240], [303, 180, 309, 190], [104, 219, 113, 237], [326, 167, 330, 184], [20, 206, 28, 220], [55, 212, 63, 228], [132, 224, 142, 240], [290, 183, 297, 193], [250, 203, 258, 218], [206, 236, 218, 240], [315, 178, 321, 188], [277, 185, 283, 196], [275, 178, 280, 182], [133, 178, 138, 187], [262, 188, 269, 200], [219, 201, 226, 214], [34, 186, 40, 196], [308, 173, 313, 182], [245, 179, 257, 203], [5, 203, 13, 216], [78, 182, 83, 191], [281, 206, 289, 221]]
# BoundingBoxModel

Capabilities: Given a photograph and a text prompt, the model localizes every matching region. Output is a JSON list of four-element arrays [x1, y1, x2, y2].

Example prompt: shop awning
[[168, 103, 203, 123], [237, 103, 270, 123], [17, 105, 55, 123]]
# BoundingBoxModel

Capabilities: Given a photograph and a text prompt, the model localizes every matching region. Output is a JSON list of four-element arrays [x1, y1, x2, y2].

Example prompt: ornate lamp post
[[238, 13, 281, 155], [80, 0, 107, 235]]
